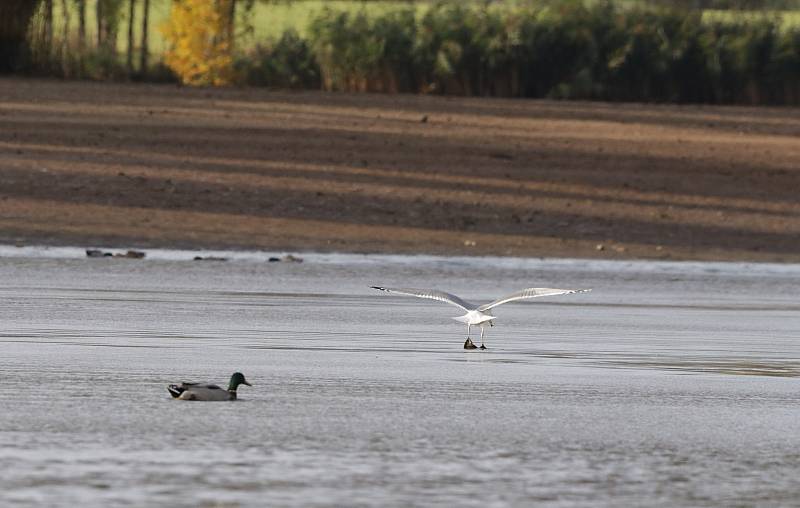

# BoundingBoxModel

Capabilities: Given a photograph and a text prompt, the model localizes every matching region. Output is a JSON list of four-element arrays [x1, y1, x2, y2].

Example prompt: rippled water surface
[[1, 249, 800, 507]]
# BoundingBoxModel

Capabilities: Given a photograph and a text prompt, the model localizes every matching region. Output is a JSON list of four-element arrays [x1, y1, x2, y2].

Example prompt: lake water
[[1, 247, 799, 507]]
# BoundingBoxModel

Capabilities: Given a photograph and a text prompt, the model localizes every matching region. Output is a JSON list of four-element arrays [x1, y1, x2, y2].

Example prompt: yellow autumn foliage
[[161, 0, 234, 86]]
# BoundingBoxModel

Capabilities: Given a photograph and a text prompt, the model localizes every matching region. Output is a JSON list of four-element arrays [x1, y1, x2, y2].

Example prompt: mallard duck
[[167, 372, 252, 401]]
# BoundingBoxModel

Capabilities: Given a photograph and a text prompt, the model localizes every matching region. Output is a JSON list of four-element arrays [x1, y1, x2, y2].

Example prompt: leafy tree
[[161, 0, 236, 86]]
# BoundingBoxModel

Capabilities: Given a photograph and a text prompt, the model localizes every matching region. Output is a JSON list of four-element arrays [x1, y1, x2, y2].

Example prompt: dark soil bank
[[1, 78, 798, 261]]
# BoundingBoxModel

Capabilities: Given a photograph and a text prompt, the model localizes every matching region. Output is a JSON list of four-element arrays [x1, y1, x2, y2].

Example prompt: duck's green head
[[228, 372, 252, 391]]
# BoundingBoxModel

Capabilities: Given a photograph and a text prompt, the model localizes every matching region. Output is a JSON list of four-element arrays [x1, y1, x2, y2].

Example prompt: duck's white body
[[371, 286, 590, 348]]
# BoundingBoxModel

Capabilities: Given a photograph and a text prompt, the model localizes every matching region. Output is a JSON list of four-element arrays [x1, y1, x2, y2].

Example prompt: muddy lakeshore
[[0, 78, 798, 261]]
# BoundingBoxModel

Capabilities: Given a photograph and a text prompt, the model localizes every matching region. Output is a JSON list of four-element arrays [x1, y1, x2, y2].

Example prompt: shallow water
[[1, 248, 799, 507]]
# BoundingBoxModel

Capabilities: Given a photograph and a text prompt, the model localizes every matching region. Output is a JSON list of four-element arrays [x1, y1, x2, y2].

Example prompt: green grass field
[[702, 8, 800, 27]]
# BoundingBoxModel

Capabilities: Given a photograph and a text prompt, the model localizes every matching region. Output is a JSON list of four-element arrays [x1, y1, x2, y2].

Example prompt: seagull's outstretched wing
[[478, 288, 591, 311], [371, 286, 474, 311]]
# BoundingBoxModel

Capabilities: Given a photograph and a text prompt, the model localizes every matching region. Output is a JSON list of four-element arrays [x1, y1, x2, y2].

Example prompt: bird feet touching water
[[463, 338, 487, 350]]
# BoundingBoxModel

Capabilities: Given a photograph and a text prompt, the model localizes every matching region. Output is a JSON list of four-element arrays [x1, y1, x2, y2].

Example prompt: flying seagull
[[370, 286, 591, 349]]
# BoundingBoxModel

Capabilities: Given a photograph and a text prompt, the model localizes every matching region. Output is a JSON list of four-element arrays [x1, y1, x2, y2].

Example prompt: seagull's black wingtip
[[370, 286, 386, 291]]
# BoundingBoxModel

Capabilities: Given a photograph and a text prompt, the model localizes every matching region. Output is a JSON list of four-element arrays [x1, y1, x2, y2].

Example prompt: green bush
[[517, 2, 609, 99], [270, 0, 800, 105], [415, 3, 502, 95], [308, 8, 417, 92], [240, 29, 320, 89], [766, 29, 800, 103]]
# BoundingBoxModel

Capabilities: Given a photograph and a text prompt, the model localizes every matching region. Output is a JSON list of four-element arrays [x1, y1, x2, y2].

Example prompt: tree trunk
[[228, 0, 236, 52], [61, 0, 70, 76], [0, 0, 44, 72], [77, 0, 85, 73], [44, 0, 53, 60], [127, 0, 135, 75], [139, 0, 149, 75], [108, 3, 118, 55], [97, 0, 104, 48]]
